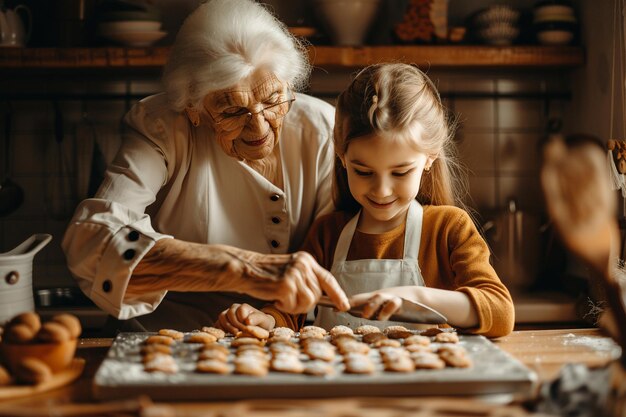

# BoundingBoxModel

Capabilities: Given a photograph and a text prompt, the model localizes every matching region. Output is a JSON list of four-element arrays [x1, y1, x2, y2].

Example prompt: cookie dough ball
[[0, 365, 12, 386], [37, 321, 71, 343], [15, 358, 52, 385], [9, 312, 41, 333], [4, 323, 37, 344], [51, 314, 82, 339]]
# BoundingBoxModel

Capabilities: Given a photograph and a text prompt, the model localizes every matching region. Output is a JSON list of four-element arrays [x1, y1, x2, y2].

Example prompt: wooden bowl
[[0, 339, 77, 373]]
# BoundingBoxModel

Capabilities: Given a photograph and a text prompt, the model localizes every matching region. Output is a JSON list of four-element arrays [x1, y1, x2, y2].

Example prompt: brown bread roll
[[51, 314, 82, 339], [15, 358, 52, 385], [37, 321, 71, 343], [4, 323, 37, 344], [0, 365, 12, 386], [9, 312, 41, 333]]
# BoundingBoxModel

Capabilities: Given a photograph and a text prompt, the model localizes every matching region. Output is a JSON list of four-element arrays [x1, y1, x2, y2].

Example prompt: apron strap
[[333, 199, 424, 264], [403, 200, 423, 259], [333, 210, 360, 263]]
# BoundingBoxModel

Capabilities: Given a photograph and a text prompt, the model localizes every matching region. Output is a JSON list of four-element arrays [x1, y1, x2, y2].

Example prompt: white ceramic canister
[[0, 234, 52, 324]]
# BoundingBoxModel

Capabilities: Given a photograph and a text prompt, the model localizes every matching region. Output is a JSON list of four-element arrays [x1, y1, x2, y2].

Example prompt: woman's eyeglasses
[[209, 92, 295, 132]]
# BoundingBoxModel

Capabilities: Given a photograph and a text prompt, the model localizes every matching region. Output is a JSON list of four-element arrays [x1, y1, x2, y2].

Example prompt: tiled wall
[[0, 69, 571, 290]]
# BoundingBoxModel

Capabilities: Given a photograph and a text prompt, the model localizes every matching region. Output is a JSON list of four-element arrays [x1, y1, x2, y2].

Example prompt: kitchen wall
[[0, 0, 582, 294]]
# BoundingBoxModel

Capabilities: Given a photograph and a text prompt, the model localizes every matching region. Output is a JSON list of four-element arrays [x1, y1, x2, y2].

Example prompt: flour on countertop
[[562, 334, 621, 354]]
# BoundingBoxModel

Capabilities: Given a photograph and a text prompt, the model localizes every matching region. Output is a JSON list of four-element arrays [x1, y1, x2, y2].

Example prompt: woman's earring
[[185, 106, 200, 127]]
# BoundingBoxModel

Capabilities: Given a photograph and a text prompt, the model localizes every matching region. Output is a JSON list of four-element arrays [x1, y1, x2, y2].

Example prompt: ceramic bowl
[[314, 0, 381, 46], [479, 24, 519, 45], [99, 30, 167, 47], [98, 20, 162, 33], [475, 5, 520, 27], [537, 30, 574, 45], [1, 339, 77, 374]]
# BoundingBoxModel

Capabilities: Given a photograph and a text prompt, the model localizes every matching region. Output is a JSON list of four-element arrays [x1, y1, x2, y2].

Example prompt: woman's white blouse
[[62, 93, 335, 320]]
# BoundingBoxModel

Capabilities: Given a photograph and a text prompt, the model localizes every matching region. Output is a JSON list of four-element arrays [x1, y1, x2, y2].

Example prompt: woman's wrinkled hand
[[216, 303, 274, 339], [235, 250, 350, 315], [349, 292, 403, 321]]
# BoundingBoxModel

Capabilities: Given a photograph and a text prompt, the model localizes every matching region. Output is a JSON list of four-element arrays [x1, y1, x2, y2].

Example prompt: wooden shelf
[[0, 45, 585, 70], [310, 45, 585, 68]]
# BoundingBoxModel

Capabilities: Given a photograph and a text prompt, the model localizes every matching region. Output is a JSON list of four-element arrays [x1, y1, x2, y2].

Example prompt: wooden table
[[0, 328, 620, 417]]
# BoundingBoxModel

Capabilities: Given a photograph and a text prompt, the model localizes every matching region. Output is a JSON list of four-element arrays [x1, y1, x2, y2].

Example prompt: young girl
[[218, 63, 514, 338]]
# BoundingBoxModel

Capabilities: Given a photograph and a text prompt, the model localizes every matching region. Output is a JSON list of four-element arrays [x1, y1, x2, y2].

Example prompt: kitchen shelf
[[0, 45, 585, 70]]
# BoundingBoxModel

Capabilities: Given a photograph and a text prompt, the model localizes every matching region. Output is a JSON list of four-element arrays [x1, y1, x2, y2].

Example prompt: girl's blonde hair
[[333, 63, 468, 214], [162, 0, 311, 112]]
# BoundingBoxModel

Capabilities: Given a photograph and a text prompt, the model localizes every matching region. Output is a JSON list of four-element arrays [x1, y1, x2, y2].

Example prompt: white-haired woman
[[62, 0, 349, 332]]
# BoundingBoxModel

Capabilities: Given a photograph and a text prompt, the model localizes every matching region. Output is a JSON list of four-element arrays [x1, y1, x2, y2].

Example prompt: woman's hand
[[234, 250, 350, 315], [349, 292, 403, 321], [216, 303, 275, 339]]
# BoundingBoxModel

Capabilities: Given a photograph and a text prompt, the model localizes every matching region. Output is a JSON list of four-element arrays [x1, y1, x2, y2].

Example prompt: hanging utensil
[[0, 102, 24, 217], [47, 101, 76, 220]]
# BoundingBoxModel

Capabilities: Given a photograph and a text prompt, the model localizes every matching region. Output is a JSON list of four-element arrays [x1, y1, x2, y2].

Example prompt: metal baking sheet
[[93, 332, 537, 400]]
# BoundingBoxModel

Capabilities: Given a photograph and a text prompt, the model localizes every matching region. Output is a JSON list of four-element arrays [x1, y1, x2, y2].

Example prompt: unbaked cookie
[[196, 359, 232, 374], [384, 325, 413, 339], [270, 327, 295, 339], [158, 329, 185, 340], [354, 325, 381, 335], [270, 352, 304, 373], [304, 360, 335, 376], [144, 354, 179, 373], [343, 353, 375, 374], [362, 332, 387, 344], [186, 332, 218, 344], [404, 335, 431, 347], [146, 335, 176, 346], [420, 327, 443, 337], [201, 327, 226, 340], [330, 325, 354, 338], [384, 356, 415, 372], [434, 332, 459, 344], [231, 337, 265, 347], [141, 344, 173, 355], [371, 338, 402, 348], [198, 348, 229, 362], [303, 340, 336, 361], [411, 351, 445, 369], [234, 355, 269, 376]]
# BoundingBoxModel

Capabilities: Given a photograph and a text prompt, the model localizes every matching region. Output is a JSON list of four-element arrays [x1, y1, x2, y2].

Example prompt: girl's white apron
[[315, 200, 430, 330]]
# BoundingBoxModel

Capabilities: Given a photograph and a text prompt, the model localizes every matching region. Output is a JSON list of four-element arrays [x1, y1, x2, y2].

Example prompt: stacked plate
[[96, 2, 166, 47], [533, 0, 577, 45], [474, 5, 520, 46]]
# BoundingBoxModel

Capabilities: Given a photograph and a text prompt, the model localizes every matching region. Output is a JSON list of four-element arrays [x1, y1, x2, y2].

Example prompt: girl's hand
[[216, 303, 275, 339], [349, 292, 403, 321]]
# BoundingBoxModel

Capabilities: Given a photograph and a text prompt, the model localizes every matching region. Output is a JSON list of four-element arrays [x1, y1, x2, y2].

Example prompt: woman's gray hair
[[163, 0, 311, 112]]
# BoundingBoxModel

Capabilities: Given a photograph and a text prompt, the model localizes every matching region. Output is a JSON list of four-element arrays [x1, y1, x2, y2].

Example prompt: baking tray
[[93, 332, 537, 400]]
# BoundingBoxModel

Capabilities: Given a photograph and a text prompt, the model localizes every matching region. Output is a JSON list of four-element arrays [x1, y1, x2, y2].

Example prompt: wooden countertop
[[0, 328, 619, 416]]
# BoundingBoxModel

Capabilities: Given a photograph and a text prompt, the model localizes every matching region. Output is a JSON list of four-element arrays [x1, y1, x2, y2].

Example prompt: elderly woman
[[62, 0, 349, 331]]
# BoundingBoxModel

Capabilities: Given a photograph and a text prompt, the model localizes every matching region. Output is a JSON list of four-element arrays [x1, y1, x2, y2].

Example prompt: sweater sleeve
[[446, 209, 515, 338]]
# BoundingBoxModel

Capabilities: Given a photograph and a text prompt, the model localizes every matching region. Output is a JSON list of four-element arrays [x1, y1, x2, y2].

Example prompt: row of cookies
[[141, 326, 228, 373]]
